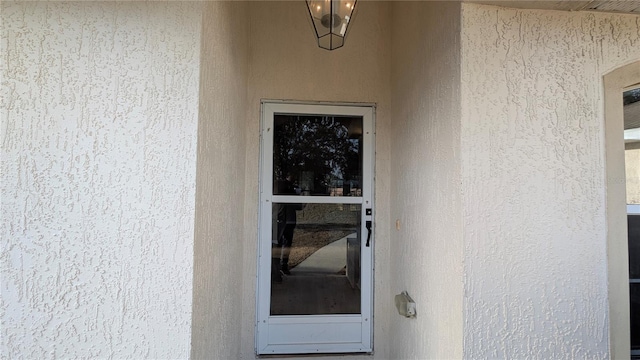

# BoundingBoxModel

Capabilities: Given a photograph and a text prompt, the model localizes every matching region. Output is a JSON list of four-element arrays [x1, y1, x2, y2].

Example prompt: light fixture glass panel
[[306, 0, 356, 50], [318, 34, 345, 50]]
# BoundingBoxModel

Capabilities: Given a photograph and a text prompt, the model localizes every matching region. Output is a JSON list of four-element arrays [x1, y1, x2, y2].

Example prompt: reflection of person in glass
[[272, 174, 302, 283]]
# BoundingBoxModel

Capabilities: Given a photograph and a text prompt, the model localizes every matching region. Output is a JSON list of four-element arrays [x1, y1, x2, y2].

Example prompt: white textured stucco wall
[[241, 2, 392, 358], [1, 2, 201, 358], [191, 2, 248, 359], [462, 4, 640, 358], [7, 1, 640, 358], [389, 2, 463, 359]]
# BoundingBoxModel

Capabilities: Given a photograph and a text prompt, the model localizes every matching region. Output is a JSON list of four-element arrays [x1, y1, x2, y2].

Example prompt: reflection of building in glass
[[625, 89, 640, 205], [329, 178, 362, 197]]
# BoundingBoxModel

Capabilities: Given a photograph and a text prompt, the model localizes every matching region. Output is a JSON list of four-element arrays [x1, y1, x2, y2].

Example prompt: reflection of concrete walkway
[[270, 275, 360, 315], [291, 234, 354, 274]]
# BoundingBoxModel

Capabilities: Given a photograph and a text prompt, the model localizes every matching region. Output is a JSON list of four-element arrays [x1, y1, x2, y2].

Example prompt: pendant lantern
[[306, 0, 356, 50]]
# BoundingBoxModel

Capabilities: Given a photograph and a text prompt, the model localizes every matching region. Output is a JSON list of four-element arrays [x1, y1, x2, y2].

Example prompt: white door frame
[[256, 101, 375, 355]]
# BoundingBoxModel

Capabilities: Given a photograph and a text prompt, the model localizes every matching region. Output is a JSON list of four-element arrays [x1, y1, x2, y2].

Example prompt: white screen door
[[256, 101, 375, 355]]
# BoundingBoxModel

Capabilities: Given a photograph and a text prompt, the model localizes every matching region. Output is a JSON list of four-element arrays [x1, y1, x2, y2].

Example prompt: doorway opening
[[604, 60, 640, 359], [625, 86, 640, 358]]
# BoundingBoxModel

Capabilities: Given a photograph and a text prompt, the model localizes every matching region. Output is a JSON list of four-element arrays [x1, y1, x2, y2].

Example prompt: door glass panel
[[632, 281, 640, 351], [270, 203, 361, 315], [628, 215, 640, 279], [631, 209, 640, 353], [273, 114, 363, 197]]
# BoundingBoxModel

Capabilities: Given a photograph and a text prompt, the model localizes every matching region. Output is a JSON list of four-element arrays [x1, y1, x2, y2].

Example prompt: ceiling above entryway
[[469, 0, 640, 14]]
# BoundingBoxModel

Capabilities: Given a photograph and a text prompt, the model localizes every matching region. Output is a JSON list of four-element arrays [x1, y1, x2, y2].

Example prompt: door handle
[[366, 220, 372, 247]]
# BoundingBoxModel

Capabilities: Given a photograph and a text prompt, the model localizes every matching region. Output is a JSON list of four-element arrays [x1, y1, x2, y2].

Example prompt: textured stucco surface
[[6, 1, 640, 358], [240, 2, 392, 358], [389, 2, 463, 359], [1, 2, 201, 358], [461, 4, 640, 358], [191, 2, 249, 359]]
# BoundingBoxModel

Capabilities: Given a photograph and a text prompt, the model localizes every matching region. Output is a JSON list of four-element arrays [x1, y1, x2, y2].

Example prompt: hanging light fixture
[[306, 0, 356, 50]]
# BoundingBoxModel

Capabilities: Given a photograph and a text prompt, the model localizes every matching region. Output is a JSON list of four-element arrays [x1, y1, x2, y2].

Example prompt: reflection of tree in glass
[[625, 88, 640, 105], [274, 115, 361, 194]]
